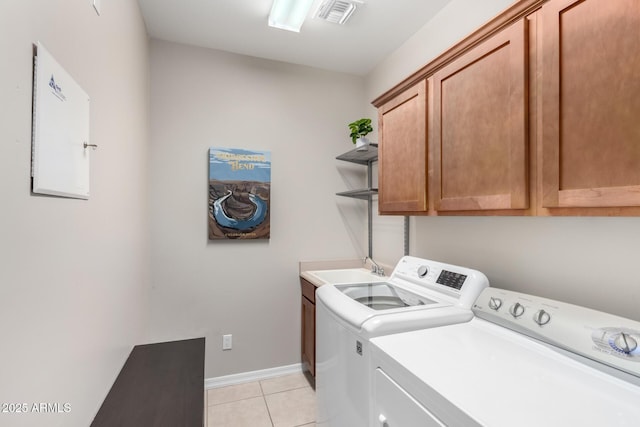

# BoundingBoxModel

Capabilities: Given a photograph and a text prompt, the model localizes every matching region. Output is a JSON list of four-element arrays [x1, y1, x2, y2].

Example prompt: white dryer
[[315, 256, 489, 427], [370, 288, 640, 426]]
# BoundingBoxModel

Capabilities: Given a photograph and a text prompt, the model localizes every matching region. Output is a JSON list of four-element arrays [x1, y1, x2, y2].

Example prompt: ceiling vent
[[316, 0, 362, 25]]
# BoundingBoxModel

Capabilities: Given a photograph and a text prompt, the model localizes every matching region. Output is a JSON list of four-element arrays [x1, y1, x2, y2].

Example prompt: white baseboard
[[204, 363, 306, 389]]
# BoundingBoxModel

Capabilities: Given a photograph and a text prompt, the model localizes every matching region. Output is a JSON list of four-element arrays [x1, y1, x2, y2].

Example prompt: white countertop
[[299, 258, 392, 287]]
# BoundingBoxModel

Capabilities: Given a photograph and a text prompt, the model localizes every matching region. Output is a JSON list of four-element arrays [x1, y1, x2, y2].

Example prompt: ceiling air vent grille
[[316, 0, 361, 25]]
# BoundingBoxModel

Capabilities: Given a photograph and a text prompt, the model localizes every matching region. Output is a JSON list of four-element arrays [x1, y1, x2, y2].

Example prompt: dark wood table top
[[91, 337, 205, 427]]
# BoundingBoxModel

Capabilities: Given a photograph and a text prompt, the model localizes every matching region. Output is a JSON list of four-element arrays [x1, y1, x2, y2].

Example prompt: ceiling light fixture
[[268, 0, 315, 32]]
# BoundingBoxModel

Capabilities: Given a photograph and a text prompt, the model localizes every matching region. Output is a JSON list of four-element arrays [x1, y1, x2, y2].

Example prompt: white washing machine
[[370, 287, 640, 426], [315, 256, 489, 427]]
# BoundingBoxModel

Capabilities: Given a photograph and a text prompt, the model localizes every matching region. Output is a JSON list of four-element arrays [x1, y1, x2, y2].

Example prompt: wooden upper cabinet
[[431, 19, 528, 212], [378, 80, 428, 214], [540, 0, 640, 208]]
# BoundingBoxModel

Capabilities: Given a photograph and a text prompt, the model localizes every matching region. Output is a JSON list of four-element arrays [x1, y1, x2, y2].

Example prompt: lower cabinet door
[[373, 369, 444, 427], [301, 296, 315, 376]]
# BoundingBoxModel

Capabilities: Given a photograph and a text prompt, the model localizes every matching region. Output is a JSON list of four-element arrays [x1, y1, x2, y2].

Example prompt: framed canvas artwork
[[208, 148, 271, 240]]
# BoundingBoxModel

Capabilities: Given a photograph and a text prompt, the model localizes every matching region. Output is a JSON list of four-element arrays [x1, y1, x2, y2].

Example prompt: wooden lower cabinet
[[300, 278, 316, 376], [540, 0, 640, 209]]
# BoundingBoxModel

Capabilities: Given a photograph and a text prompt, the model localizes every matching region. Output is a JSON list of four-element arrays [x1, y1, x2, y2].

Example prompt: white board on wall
[[32, 42, 91, 199]]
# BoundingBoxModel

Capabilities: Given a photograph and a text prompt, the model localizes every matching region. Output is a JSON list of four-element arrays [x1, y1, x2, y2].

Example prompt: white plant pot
[[355, 137, 370, 151]]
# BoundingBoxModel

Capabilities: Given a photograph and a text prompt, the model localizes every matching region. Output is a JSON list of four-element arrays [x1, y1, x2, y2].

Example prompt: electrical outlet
[[222, 334, 232, 350]]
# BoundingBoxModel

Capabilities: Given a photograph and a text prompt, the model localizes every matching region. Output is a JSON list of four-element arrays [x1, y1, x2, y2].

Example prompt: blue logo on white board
[[49, 75, 66, 101]]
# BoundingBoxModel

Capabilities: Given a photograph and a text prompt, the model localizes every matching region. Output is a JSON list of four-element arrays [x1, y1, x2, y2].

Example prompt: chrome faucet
[[364, 256, 385, 276]]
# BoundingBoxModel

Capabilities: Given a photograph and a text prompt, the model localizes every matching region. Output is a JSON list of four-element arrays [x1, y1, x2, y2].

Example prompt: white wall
[[147, 40, 368, 378], [366, 0, 515, 101], [365, 0, 640, 321], [0, 1, 149, 426]]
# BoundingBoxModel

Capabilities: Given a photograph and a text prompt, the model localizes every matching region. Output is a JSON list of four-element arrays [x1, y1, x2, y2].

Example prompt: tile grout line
[[264, 384, 316, 427], [204, 392, 208, 427], [206, 394, 265, 407], [260, 380, 276, 427], [262, 384, 310, 397]]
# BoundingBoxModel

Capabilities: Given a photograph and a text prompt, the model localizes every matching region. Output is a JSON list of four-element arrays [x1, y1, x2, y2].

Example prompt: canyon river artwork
[[208, 148, 271, 240]]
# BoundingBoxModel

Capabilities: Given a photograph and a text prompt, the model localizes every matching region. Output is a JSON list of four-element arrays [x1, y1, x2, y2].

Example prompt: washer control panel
[[473, 288, 640, 380], [390, 256, 489, 309]]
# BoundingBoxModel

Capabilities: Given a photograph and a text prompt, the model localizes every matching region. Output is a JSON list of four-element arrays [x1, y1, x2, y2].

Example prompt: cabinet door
[[541, 0, 640, 208], [378, 80, 428, 214], [301, 296, 315, 376], [432, 19, 528, 211]]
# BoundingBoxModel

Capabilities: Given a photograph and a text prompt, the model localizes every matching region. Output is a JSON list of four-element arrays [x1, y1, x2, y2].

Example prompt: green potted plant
[[349, 118, 373, 151]]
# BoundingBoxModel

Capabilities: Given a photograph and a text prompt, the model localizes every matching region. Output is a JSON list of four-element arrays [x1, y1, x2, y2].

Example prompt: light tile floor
[[205, 372, 316, 427]]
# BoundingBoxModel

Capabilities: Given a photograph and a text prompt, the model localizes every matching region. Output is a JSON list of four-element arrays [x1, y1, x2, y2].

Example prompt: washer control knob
[[509, 302, 525, 318], [613, 333, 638, 354], [488, 297, 502, 311], [417, 265, 429, 278], [533, 309, 551, 326]]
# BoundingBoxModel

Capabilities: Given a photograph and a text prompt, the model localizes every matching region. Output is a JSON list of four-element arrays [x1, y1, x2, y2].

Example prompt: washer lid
[[316, 282, 456, 334], [336, 282, 438, 311]]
